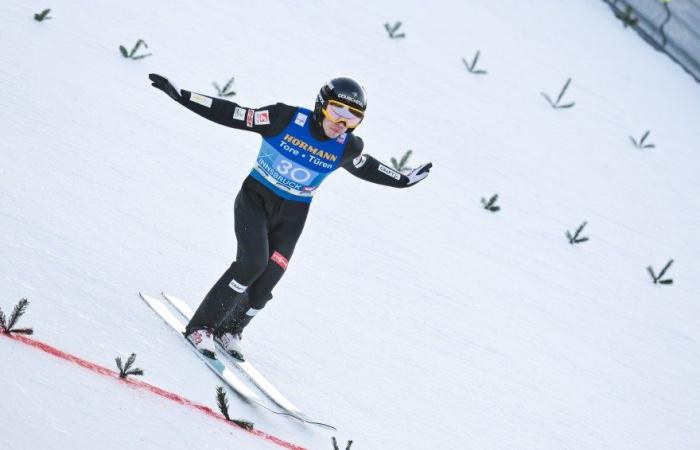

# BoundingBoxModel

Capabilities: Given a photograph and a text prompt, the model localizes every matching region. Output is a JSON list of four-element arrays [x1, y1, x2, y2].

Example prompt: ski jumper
[[175, 92, 414, 336]]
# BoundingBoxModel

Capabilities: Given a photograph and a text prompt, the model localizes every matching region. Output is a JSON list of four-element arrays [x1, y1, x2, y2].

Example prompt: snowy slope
[[2, 0, 700, 449]]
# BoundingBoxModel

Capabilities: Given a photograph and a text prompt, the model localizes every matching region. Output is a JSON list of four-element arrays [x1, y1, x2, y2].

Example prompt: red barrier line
[[3, 332, 306, 450]]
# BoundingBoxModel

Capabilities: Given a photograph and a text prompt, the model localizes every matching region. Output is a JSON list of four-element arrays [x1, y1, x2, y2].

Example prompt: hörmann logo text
[[282, 134, 338, 163]]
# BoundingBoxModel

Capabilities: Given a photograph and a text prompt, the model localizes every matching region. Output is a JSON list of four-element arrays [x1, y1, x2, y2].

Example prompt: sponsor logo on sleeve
[[190, 93, 213, 108], [270, 251, 289, 270], [233, 107, 247, 120], [294, 112, 308, 127], [254, 110, 270, 125], [246, 109, 255, 128], [353, 155, 367, 168], [228, 278, 248, 293], [378, 165, 401, 180]]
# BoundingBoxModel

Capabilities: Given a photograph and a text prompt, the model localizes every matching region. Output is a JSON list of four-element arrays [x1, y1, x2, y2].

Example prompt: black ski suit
[[172, 90, 418, 336]]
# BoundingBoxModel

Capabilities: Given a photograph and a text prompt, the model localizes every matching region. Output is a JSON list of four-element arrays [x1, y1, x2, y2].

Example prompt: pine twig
[[391, 150, 413, 171], [213, 77, 236, 97], [481, 194, 500, 212], [566, 221, 589, 244], [629, 130, 655, 149], [384, 22, 405, 39], [2, 299, 34, 335], [116, 353, 144, 378], [216, 386, 230, 420], [34, 9, 52, 21], [647, 259, 674, 285], [216, 387, 254, 429], [332, 437, 354, 450], [541, 78, 575, 109], [462, 51, 487, 75], [657, 259, 674, 281], [232, 419, 255, 430], [615, 5, 638, 28], [120, 39, 152, 60]]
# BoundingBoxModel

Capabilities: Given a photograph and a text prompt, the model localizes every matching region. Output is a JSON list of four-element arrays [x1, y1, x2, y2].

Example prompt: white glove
[[405, 162, 433, 186]]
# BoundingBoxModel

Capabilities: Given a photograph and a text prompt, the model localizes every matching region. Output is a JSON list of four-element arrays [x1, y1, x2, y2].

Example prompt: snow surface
[[2, 0, 700, 449]]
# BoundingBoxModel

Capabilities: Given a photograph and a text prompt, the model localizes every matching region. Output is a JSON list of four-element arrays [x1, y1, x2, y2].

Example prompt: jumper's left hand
[[406, 162, 433, 186]]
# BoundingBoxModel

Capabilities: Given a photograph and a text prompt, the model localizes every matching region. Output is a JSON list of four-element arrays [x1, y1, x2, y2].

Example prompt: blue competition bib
[[250, 107, 348, 203]]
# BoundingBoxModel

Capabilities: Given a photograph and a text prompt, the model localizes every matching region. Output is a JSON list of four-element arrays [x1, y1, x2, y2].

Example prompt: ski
[[138, 292, 305, 423], [161, 291, 335, 431]]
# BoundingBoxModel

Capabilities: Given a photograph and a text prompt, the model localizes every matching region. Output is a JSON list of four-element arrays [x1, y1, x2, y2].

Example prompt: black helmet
[[313, 77, 367, 132]]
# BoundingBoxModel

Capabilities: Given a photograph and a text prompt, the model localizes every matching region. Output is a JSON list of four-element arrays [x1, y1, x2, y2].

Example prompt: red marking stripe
[[3, 333, 306, 450]]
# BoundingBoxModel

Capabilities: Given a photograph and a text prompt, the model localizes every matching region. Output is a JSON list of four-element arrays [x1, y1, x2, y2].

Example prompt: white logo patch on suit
[[254, 110, 270, 125], [190, 93, 213, 108], [233, 107, 247, 120], [294, 112, 308, 127]]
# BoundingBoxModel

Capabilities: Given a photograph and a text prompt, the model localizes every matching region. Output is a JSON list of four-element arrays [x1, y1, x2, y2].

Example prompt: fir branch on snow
[[566, 221, 589, 244], [647, 259, 674, 285], [541, 78, 576, 109], [332, 437, 354, 450], [384, 21, 405, 39], [34, 9, 52, 21], [119, 39, 152, 60], [216, 387, 254, 429], [216, 386, 230, 420], [481, 194, 500, 212], [232, 419, 255, 430], [629, 130, 655, 149], [615, 5, 639, 28], [0, 299, 34, 335], [391, 149, 413, 172], [213, 77, 236, 98], [462, 51, 487, 75], [116, 353, 144, 378]]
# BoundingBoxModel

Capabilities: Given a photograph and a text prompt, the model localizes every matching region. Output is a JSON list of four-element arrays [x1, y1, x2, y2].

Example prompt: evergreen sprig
[[216, 387, 254, 430], [629, 130, 655, 149], [232, 419, 255, 430], [119, 39, 152, 60], [647, 259, 674, 285], [213, 77, 236, 98], [566, 221, 589, 244], [462, 51, 487, 75], [116, 353, 144, 378], [216, 386, 230, 420], [0, 299, 34, 335], [384, 22, 405, 39], [332, 437, 354, 450], [541, 78, 576, 109], [34, 9, 52, 21], [481, 194, 500, 212], [391, 149, 413, 172], [615, 6, 639, 28]]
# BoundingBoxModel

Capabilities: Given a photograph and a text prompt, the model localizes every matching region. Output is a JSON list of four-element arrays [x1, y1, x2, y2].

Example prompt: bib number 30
[[277, 160, 312, 183]]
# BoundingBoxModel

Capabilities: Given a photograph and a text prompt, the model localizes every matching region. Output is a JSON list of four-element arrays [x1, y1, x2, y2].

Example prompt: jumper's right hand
[[149, 73, 182, 101]]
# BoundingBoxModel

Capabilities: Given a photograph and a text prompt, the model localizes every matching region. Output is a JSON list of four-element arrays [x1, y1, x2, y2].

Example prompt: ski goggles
[[321, 100, 364, 128]]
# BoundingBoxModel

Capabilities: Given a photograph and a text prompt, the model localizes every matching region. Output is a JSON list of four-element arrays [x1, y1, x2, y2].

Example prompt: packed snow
[[2, 0, 699, 449]]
